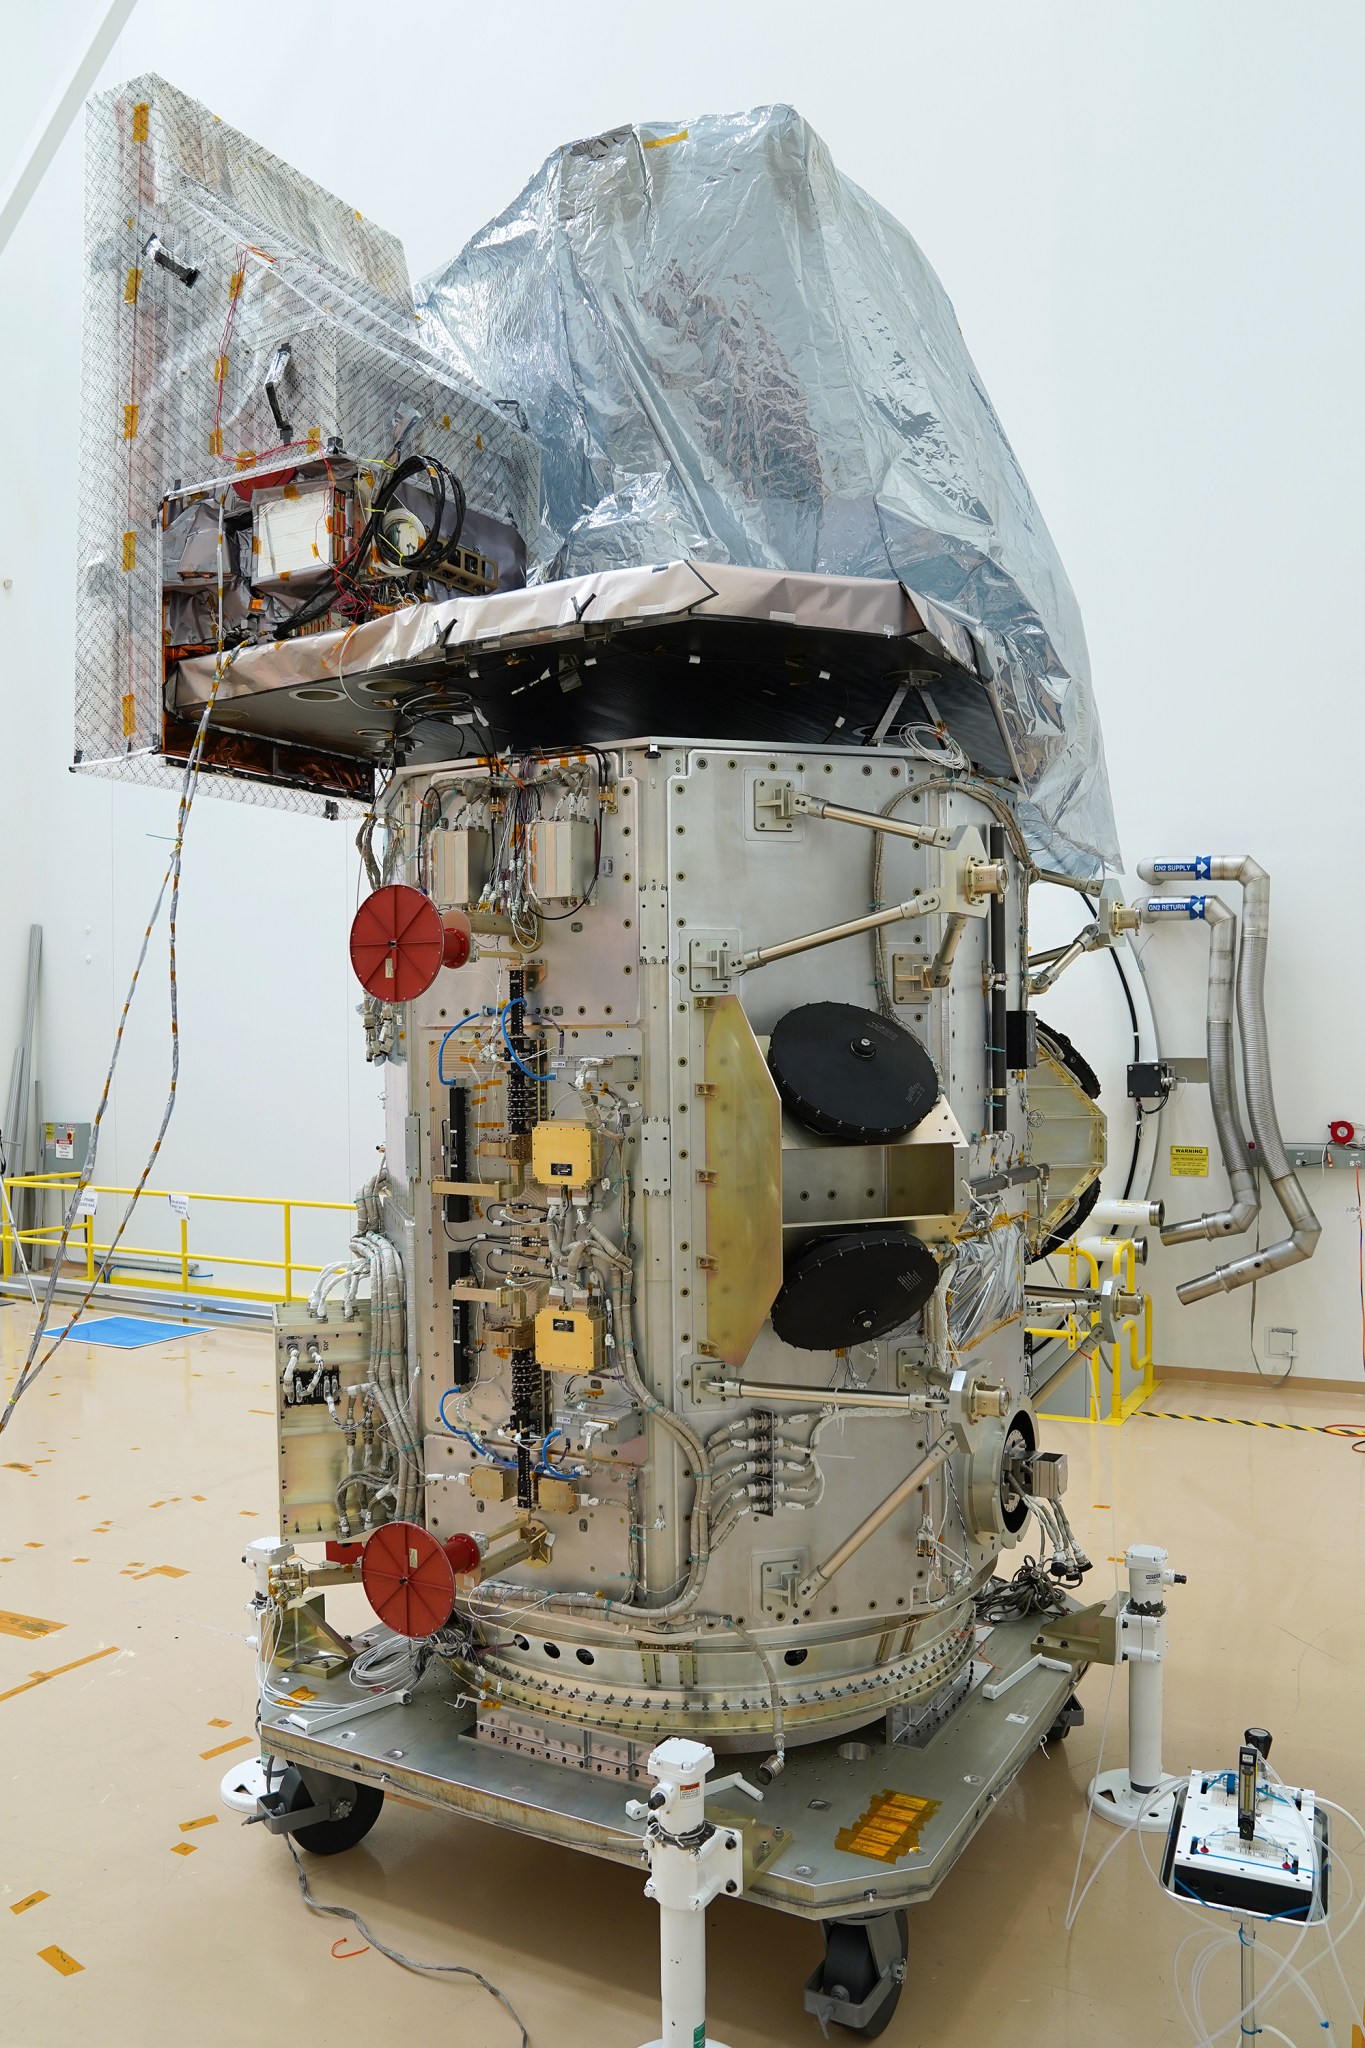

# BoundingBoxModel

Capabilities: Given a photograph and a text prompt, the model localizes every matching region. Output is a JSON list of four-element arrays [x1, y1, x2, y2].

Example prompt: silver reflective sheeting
[[947, 1223, 1027, 1352], [418, 107, 1117, 874]]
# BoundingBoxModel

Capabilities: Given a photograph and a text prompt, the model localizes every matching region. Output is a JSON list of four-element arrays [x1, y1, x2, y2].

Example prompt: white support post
[[627, 1737, 747, 2048], [1089, 1542, 1186, 1832]]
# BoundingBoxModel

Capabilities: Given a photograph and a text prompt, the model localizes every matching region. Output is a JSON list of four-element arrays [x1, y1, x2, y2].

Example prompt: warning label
[[1169, 1145, 1209, 1178]]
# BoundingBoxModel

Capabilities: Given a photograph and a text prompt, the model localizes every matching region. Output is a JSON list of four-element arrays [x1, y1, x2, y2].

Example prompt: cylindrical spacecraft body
[[369, 732, 1074, 1760]]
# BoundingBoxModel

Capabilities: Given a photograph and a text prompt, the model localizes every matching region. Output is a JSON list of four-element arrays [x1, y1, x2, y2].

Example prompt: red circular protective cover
[[1329, 1120, 1356, 1148], [441, 910, 473, 971], [444, 1531, 481, 1576], [361, 1520, 469, 1637], [349, 885, 447, 1000]]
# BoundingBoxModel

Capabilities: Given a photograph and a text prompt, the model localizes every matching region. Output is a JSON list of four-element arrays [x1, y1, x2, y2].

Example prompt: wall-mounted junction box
[[531, 818, 595, 902], [430, 827, 492, 909], [531, 1121, 597, 1190], [534, 1305, 604, 1375]]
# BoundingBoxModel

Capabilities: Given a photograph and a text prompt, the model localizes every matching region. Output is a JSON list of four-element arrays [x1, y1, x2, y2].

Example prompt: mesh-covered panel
[[75, 76, 538, 814]]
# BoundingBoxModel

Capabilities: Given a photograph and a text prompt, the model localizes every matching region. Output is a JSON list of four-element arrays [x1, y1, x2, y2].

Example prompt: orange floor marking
[[178, 1815, 218, 1832], [200, 1735, 251, 1759], [0, 1644, 119, 1706], [0, 1611, 64, 1641], [10, 1891, 48, 1914], [37, 1946, 83, 1976], [134, 1565, 189, 1579], [170, 1843, 196, 1857], [207, 1717, 231, 1728]]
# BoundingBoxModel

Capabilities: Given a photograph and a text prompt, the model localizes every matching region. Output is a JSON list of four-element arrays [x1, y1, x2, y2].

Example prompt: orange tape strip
[[37, 1945, 83, 1976], [0, 1644, 118, 1706], [0, 1611, 64, 1641]]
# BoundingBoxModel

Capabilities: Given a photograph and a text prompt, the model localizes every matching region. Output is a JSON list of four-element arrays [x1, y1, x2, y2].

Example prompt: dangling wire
[[2, 510, 238, 1434]]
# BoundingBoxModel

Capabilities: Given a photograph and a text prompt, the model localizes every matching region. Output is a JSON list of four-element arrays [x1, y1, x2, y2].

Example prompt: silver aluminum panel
[[259, 1612, 1077, 1922]]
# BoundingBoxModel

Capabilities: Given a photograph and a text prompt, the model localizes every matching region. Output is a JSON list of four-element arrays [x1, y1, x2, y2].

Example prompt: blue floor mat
[[41, 1316, 198, 1349]]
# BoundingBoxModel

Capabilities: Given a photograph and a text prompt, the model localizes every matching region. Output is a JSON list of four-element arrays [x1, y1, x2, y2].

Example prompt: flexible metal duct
[[1137, 859, 1319, 1301], [1138, 896, 1259, 1250]]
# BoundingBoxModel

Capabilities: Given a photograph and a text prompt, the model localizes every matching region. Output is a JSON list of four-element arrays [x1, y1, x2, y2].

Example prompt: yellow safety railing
[[1, 1173, 354, 1305], [1030, 1235, 1157, 1426]]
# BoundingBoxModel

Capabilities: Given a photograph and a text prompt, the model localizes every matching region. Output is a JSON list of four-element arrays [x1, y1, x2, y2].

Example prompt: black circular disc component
[[768, 1002, 937, 1142], [771, 1228, 938, 1351], [1036, 1018, 1102, 1100], [1030, 1020, 1102, 1260], [999, 1408, 1037, 1536]]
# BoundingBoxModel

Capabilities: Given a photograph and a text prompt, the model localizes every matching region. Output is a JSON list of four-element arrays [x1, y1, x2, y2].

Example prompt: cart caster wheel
[[1043, 1694, 1084, 1748], [804, 1909, 908, 2038], [280, 1766, 385, 1855]]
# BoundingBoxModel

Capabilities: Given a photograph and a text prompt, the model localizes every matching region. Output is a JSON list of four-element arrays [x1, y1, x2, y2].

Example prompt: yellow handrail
[[1, 1174, 353, 1306], [1034, 1233, 1157, 1427]]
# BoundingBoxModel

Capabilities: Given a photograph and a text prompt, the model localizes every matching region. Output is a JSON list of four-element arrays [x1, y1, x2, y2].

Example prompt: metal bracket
[[890, 948, 929, 1002], [640, 1118, 672, 1194], [757, 1553, 803, 1619], [249, 1790, 329, 1835], [1031, 1593, 1120, 1667], [275, 1686, 413, 1735], [688, 933, 740, 992], [980, 1652, 1073, 1701], [637, 883, 670, 964], [753, 776, 798, 832], [894, 1338, 929, 1387]]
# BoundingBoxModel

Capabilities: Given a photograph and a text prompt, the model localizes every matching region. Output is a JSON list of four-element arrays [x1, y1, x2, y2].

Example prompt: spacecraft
[[75, 80, 1315, 2039]]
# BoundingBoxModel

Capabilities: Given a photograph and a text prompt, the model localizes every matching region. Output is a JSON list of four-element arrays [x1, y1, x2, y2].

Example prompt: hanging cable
[[1, 523, 237, 1435]]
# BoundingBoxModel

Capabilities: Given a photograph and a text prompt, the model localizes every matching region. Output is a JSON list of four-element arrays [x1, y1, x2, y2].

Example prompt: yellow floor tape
[[1142, 1410, 1346, 1434]]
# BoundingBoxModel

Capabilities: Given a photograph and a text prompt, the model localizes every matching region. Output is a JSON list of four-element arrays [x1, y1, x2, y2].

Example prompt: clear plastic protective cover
[[75, 75, 538, 813], [418, 107, 1118, 874]]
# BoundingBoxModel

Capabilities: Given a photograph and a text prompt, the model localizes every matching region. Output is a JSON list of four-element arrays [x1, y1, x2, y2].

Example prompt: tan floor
[[2, 1307, 1363, 2048]]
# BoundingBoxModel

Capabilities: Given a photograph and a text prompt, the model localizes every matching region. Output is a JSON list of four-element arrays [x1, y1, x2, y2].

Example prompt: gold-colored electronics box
[[534, 1304, 604, 1375], [531, 1120, 597, 1190]]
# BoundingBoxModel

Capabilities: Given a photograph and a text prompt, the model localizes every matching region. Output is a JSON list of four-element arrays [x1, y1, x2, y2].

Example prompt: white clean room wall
[[1, 0, 1360, 1370]]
